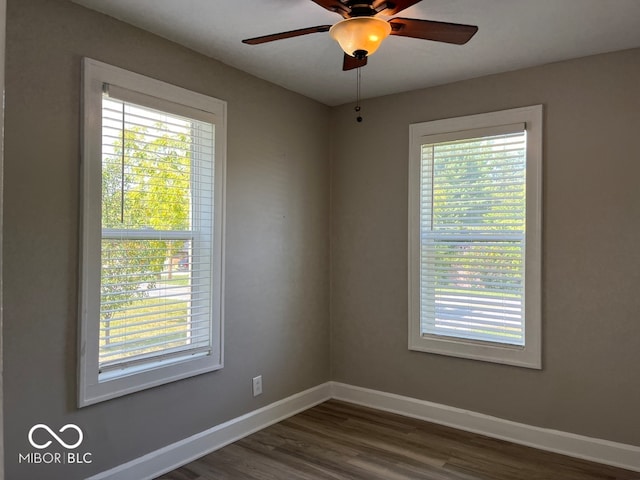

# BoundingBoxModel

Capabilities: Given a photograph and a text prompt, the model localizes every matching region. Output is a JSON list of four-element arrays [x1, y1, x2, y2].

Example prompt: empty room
[[1, 0, 639, 479]]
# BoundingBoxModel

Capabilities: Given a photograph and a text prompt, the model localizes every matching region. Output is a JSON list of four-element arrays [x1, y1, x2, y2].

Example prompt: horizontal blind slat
[[100, 331, 211, 357], [99, 345, 212, 373], [100, 324, 211, 350], [101, 320, 211, 345], [99, 329, 211, 361]]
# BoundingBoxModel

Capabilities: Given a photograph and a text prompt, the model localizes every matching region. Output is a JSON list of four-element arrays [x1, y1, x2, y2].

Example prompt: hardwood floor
[[156, 400, 638, 480]]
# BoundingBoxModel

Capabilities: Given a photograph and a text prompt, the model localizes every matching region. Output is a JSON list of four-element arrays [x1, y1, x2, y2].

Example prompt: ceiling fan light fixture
[[329, 16, 391, 58]]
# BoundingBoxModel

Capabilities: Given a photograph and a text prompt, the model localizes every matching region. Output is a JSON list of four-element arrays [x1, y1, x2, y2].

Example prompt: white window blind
[[420, 126, 526, 346], [99, 90, 215, 373]]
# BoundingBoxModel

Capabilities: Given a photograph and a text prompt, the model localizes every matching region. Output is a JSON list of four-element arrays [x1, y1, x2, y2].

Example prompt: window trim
[[78, 58, 227, 406], [408, 105, 542, 369]]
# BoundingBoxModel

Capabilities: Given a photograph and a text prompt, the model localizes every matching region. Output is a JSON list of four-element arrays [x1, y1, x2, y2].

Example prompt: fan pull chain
[[355, 66, 363, 123]]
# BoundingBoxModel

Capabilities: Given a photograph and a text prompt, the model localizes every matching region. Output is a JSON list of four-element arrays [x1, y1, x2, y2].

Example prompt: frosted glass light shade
[[329, 17, 392, 58]]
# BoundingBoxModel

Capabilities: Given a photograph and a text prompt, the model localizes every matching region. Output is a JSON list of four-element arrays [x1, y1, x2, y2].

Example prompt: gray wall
[[330, 48, 640, 447], [3, 0, 330, 478]]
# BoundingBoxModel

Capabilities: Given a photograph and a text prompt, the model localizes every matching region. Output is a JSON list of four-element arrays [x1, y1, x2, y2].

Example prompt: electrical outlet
[[252, 375, 263, 397]]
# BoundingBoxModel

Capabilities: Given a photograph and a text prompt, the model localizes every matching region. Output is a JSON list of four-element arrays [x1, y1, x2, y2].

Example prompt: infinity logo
[[28, 424, 84, 450]]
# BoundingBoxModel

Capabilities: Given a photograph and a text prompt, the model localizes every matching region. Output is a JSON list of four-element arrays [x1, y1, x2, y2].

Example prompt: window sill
[[409, 334, 541, 369]]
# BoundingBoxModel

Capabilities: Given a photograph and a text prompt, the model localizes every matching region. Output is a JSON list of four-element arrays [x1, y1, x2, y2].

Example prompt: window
[[79, 59, 226, 406], [408, 106, 542, 369]]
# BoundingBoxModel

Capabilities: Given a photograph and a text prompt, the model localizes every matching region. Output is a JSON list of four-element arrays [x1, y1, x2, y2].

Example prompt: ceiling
[[71, 0, 640, 106]]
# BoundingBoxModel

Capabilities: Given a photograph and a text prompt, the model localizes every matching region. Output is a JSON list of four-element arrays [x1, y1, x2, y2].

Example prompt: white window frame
[[408, 105, 542, 369], [78, 58, 226, 406]]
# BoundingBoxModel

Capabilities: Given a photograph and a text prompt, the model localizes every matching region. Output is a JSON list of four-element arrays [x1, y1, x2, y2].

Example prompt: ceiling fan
[[242, 0, 478, 71]]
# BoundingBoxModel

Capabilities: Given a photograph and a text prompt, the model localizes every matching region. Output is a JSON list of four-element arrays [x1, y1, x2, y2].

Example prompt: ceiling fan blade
[[242, 25, 332, 45], [309, 0, 350, 17], [389, 18, 478, 45], [343, 54, 368, 71], [373, 0, 422, 15]]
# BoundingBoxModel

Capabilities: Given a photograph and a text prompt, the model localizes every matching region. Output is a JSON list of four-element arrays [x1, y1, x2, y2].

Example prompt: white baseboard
[[330, 382, 640, 473], [87, 383, 332, 480], [89, 381, 640, 479]]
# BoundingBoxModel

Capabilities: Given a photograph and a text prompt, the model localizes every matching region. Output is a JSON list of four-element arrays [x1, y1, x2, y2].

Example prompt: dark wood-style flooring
[[156, 400, 638, 480]]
